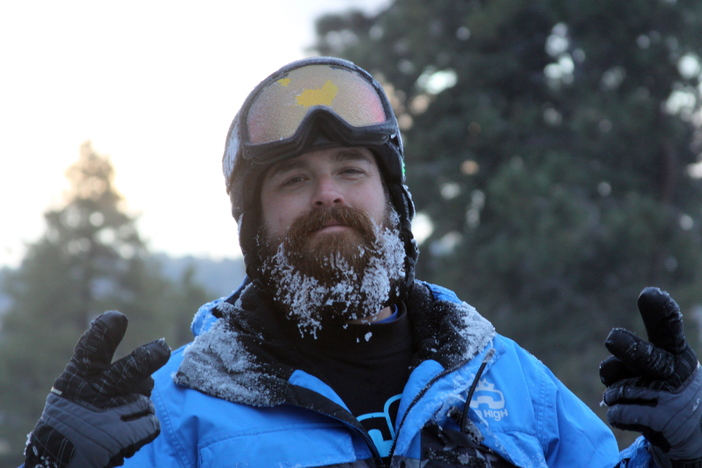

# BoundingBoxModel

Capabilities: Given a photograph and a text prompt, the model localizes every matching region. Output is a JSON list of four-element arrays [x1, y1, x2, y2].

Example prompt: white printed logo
[[469, 379, 508, 421]]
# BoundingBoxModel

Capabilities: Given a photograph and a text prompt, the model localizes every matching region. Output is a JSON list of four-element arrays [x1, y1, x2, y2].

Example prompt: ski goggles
[[223, 57, 399, 188]]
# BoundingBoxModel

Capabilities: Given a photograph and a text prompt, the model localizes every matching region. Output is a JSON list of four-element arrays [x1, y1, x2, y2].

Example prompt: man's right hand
[[24, 311, 171, 468]]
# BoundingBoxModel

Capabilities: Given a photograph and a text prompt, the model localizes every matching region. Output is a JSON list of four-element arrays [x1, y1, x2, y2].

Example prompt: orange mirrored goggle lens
[[245, 64, 389, 145]]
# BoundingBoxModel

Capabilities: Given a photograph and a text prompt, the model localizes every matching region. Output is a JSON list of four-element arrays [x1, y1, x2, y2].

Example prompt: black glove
[[600, 287, 702, 467], [24, 311, 171, 468]]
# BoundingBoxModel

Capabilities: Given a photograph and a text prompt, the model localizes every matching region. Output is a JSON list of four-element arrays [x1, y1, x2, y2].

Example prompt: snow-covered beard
[[258, 204, 406, 337]]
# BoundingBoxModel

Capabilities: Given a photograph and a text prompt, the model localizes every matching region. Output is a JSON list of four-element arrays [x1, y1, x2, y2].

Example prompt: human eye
[[338, 165, 368, 178], [280, 174, 307, 188]]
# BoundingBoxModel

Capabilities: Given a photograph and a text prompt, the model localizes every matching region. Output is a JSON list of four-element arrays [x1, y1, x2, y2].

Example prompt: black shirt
[[296, 303, 414, 454]]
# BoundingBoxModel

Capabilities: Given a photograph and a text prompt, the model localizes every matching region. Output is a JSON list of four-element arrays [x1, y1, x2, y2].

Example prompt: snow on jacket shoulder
[[122, 281, 655, 468]]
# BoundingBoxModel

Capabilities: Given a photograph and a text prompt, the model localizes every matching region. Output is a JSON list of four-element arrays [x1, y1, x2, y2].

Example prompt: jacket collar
[[174, 279, 495, 407]]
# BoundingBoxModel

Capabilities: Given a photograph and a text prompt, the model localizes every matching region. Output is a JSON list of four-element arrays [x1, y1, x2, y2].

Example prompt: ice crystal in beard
[[261, 208, 406, 337]]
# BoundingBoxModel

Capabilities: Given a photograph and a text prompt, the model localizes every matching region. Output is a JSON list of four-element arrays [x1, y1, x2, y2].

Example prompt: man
[[24, 57, 702, 467]]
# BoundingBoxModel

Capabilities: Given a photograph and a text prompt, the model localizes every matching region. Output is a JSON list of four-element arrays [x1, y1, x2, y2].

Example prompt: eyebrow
[[266, 159, 306, 179], [266, 149, 374, 180], [335, 149, 374, 164]]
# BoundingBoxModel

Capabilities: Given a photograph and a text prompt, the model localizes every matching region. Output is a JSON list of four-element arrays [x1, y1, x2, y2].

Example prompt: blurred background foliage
[[0, 143, 244, 466], [2, 0, 702, 464], [313, 0, 702, 447]]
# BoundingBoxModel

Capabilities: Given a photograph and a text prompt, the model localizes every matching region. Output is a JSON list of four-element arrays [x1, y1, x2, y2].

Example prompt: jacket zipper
[[303, 404, 386, 467], [386, 365, 460, 460], [335, 415, 385, 467], [387, 347, 496, 462]]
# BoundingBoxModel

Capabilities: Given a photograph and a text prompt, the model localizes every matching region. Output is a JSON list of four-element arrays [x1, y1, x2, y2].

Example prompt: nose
[[313, 175, 345, 208]]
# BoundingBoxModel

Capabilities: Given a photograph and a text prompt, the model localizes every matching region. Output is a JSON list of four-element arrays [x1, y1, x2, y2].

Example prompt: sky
[[0, 0, 390, 268]]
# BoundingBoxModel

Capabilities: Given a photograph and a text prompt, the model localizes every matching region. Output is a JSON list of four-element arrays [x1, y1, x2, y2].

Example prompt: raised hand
[[24, 311, 171, 468], [600, 287, 702, 466]]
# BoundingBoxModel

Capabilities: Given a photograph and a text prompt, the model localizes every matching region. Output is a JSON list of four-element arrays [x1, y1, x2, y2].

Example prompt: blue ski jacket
[[122, 280, 655, 467]]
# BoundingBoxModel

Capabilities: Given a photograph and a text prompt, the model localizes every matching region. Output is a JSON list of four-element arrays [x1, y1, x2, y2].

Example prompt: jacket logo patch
[[469, 379, 509, 421]]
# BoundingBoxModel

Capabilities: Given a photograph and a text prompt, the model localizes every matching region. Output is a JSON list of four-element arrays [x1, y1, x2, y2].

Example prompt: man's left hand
[[600, 287, 702, 466]]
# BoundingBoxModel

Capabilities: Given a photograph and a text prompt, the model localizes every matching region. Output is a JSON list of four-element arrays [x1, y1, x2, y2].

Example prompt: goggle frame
[[223, 57, 401, 191]]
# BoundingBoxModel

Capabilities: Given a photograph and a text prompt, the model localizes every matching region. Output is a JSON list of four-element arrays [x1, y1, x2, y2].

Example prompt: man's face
[[260, 146, 388, 244], [257, 146, 406, 334]]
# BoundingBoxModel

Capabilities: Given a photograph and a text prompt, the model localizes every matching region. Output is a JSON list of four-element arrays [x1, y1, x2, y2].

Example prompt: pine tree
[[0, 142, 208, 466], [313, 0, 702, 446]]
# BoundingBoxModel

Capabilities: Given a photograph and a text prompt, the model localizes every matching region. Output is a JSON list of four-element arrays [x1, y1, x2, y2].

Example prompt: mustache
[[287, 205, 376, 240]]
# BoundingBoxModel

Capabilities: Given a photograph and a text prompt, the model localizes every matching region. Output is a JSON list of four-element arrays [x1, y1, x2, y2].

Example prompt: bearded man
[[24, 57, 702, 468]]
